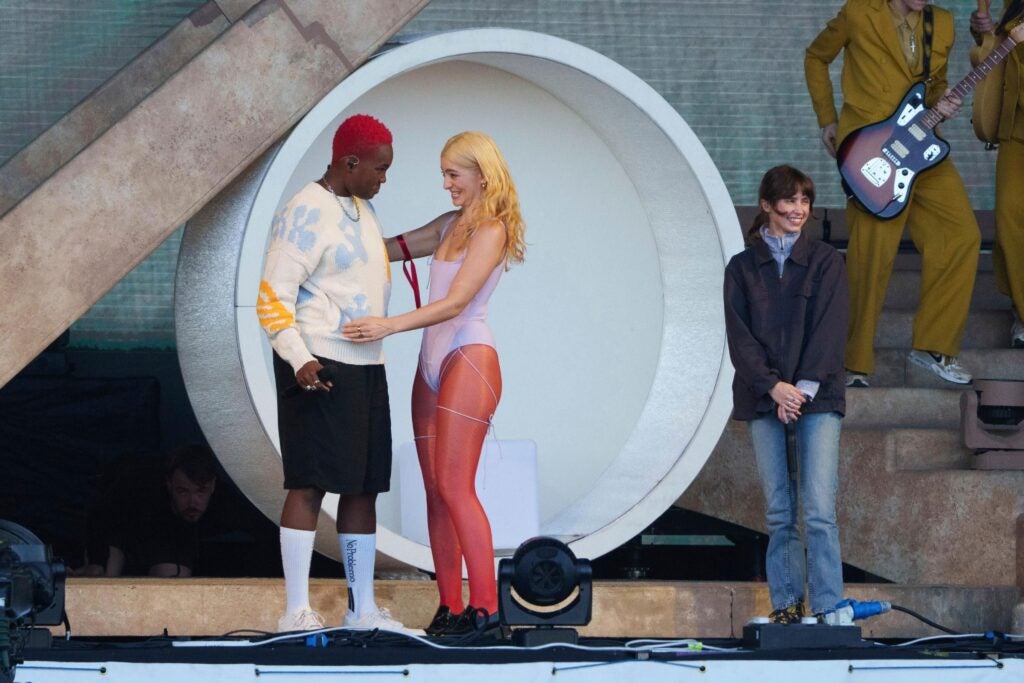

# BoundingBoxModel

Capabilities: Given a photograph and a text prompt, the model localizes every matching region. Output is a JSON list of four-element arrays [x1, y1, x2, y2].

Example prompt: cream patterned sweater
[[257, 182, 391, 372]]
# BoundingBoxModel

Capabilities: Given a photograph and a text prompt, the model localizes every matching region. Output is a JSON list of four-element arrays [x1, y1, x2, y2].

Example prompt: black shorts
[[273, 353, 392, 494]]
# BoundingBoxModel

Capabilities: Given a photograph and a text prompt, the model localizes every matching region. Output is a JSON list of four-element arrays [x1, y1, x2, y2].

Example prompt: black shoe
[[425, 606, 456, 636], [768, 602, 805, 625], [445, 605, 499, 636]]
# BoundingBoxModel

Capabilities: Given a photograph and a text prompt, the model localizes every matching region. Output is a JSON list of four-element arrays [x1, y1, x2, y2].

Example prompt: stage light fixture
[[0, 520, 66, 683], [498, 536, 592, 646]]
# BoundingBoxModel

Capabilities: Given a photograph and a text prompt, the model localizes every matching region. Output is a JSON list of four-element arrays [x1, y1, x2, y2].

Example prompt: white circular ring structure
[[175, 28, 742, 570]]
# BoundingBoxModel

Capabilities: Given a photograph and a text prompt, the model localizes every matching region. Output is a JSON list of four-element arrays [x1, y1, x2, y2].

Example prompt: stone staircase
[[680, 216, 1024, 629], [0, 0, 429, 389]]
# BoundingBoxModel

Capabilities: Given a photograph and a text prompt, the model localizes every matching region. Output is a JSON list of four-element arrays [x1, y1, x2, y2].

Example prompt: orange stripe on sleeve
[[257, 280, 295, 333]]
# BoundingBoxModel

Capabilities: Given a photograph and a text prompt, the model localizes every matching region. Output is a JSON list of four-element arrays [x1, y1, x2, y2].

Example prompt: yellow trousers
[[845, 158, 981, 374], [995, 138, 1024, 320]]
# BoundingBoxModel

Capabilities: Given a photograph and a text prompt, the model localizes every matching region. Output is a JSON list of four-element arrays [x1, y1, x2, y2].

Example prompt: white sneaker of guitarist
[[908, 349, 972, 384]]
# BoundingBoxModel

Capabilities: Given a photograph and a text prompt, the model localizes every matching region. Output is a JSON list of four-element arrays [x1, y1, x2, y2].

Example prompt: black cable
[[890, 604, 959, 635]]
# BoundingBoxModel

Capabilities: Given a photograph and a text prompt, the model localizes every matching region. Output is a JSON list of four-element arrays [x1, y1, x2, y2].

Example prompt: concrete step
[[844, 387, 965, 429], [859, 348, 1024, 388], [683, 422, 1024, 586], [58, 577, 1019, 639], [884, 270, 1008, 311], [890, 428, 972, 470], [875, 309, 1015, 349]]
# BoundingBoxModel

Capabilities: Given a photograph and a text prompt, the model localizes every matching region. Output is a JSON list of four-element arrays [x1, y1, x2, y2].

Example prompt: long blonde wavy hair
[[441, 131, 526, 265]]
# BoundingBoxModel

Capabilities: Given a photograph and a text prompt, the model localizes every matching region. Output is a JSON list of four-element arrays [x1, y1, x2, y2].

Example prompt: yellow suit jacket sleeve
[[805, 0, 954, 144]]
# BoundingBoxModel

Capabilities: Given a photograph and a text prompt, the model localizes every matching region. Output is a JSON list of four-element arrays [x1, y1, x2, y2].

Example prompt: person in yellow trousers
[[971, 0, 1024, 348], [806, 0, 981, 385]]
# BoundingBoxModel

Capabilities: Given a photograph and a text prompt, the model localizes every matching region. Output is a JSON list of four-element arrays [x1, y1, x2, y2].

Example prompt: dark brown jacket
[[723, 233, 848, 421]]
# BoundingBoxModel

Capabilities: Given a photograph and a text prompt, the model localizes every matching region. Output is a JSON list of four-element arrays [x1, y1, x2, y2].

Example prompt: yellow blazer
[[970, 2, 1023, 141], [998, 27, 1022, 140], [805, 0, 954, 145]]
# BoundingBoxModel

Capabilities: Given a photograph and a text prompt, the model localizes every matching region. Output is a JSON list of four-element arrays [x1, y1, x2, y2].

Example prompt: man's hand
[[295, 359, 331, 392], [971, 3, 995, 38], [821, 123, 838, 158], [934, 90, 963, 120]]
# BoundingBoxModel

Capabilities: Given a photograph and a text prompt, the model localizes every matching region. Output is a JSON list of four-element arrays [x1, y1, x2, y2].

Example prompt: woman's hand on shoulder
[[342, 316, 395, 342]]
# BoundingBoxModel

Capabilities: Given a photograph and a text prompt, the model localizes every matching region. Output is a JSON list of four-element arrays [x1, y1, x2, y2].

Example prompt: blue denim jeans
[[748, 411, 843, 614]]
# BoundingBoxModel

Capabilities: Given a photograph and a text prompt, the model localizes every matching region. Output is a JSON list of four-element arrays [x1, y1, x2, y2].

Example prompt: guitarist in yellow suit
[[971, 0, 1024, 348], [806, 0, 981, 385]]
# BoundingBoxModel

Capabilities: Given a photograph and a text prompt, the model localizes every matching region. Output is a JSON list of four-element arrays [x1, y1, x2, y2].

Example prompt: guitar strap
[[395, 234, 422, 309], [922, 5, 933, 81]]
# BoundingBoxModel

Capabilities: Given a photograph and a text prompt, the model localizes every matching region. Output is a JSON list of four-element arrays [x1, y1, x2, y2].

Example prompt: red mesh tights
[[412, 344, 502, 614]]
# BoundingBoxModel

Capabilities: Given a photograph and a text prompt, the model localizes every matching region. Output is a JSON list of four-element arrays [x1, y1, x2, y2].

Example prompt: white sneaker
[[845, 371, 870, 388], [278, 606, 325, 632], [344, 607, 425, 636], [908, 349, 972, 384], [1011, 313, 1024, 349]]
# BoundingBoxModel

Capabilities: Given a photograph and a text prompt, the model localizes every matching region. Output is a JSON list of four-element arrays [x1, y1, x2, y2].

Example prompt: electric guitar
[[837, 21, 1024, 219]]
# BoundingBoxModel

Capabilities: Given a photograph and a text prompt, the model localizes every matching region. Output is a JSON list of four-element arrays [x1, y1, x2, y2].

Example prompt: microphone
[[279, 364, 338, 398]]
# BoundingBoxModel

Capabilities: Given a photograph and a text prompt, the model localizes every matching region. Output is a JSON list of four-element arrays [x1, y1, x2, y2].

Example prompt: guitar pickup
[[907, 124, 926, 141], [889, 140, 910, 158]]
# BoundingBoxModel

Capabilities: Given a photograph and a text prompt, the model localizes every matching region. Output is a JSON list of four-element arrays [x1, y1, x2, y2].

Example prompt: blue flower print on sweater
[[334, 220, 368, 269], [339, 294, 371, 328], [270, 210, 287, 241], [287, 205, 320, 253]]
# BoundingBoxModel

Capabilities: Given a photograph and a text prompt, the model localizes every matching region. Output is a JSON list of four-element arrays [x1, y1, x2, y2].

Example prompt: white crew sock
[[280, 527, 316, 614], [339, 533, 377, 617]]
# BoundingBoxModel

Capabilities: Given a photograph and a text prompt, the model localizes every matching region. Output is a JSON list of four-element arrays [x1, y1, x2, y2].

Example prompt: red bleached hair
[[332, 114, 393, 163]]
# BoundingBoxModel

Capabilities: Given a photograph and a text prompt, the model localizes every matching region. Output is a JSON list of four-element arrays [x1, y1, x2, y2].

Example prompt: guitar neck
[[920, 33, 1019, 129]]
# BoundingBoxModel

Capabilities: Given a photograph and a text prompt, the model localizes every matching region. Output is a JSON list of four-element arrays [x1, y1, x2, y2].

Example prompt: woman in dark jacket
[[723, 165, 848, 624]]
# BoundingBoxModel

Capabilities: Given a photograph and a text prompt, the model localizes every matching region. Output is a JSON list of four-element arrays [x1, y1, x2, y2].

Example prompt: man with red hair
[[258, 114, 418, 634]]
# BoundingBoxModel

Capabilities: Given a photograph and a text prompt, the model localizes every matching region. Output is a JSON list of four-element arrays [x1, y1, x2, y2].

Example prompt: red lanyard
[[395, 234, 421, 308]]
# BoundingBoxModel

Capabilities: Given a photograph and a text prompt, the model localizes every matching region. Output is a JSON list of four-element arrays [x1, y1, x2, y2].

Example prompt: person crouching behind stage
[[723, 165, 849, 624], [258, 114, 420, 635], [343, 131, 526, 636]]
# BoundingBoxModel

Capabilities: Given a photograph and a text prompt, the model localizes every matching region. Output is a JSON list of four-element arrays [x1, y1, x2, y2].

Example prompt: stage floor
[[12, 628, 1024, 683]]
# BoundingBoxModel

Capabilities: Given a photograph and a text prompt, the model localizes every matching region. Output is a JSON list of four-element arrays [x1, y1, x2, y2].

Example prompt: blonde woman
[[344, 131, 525, 635]]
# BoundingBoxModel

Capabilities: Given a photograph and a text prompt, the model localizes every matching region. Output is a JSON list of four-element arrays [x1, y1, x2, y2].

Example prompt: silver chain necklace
[[321, 177, 360, 222]]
